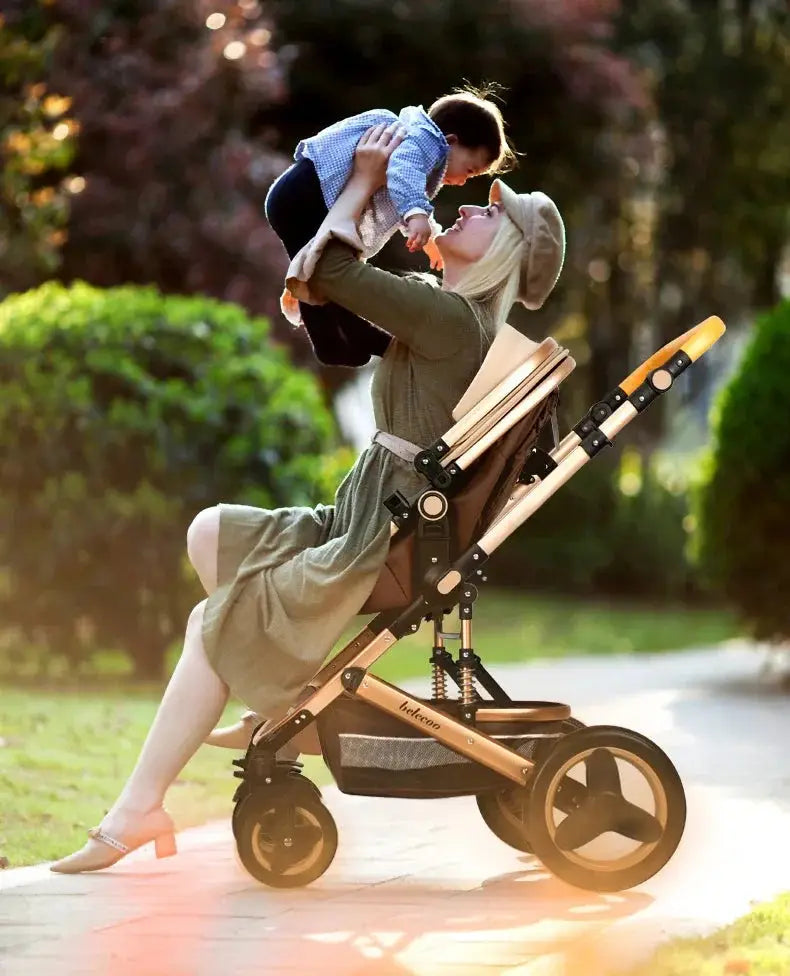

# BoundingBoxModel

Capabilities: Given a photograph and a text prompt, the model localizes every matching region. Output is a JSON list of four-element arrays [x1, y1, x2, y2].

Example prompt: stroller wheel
[[476, 720, 583, 854], [526, 725, 686, 892], [232, 766, 320, 843], [476, 789, 534, 853], [235, 781, 338, 888]]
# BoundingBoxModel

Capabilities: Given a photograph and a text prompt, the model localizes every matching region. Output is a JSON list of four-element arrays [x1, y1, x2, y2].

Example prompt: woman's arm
[[311, 242, 471, 360]]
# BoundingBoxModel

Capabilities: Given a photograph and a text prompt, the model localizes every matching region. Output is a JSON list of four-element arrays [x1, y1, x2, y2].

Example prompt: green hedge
[[493, 447, 696, 601], [0, 281, 350, 678], [697, 300, 790, 641]]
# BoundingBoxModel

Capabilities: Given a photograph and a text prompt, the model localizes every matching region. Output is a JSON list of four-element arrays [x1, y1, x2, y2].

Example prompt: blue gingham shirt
[[295, 105, 449, 256]]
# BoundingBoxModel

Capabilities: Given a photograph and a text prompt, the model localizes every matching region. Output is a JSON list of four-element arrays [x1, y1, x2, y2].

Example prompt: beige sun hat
[[489, 179, 566, 310]]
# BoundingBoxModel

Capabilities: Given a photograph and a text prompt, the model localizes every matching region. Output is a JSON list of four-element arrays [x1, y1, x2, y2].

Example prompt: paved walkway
[[2, 644, 790, 976]]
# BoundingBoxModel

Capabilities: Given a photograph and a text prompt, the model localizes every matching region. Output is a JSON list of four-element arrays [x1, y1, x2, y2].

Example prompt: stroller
[[231, 315, 726, 892]]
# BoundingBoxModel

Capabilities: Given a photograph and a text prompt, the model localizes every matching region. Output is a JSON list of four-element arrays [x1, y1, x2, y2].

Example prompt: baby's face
[[443, 141, 491, 187]]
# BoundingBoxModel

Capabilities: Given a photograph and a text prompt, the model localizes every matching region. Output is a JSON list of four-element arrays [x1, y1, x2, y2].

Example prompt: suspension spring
[[432, 662, 448, 700], [460, 663, 476, 706]]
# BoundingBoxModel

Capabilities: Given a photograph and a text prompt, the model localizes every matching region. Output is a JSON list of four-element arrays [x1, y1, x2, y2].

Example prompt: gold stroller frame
[[235, 315, 726, 891]]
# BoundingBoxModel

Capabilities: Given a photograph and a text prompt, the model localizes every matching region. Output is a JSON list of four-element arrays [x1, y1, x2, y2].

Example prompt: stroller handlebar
[[619, 315, 726, 396]]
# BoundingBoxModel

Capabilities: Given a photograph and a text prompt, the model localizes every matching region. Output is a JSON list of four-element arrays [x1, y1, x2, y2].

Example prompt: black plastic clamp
[[384, 490, 412, 523], [574, 387, 627, 437], [340, 667, 367, 693], [414, 439, 458, 490], [518, 446, 558, 485], [580, 427, 612, 458]]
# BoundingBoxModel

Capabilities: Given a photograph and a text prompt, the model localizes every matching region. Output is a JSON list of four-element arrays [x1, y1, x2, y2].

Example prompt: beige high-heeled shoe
[[204, 711, 261, 750], [50, 807, 177, 874]]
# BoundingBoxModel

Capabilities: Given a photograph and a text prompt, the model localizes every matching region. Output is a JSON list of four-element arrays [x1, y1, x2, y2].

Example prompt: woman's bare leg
[[186, 506, 220, 595], [110, 600, 228, 817], [51, 600, 229, 870]]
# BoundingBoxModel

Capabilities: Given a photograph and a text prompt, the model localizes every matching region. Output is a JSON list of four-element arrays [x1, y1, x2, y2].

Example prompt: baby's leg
[[300, 303, 391, 366], [265, 160, 391, 366]]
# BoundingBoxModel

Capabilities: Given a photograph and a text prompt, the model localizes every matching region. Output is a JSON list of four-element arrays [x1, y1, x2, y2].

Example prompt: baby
[[265, 87, 515, 367]]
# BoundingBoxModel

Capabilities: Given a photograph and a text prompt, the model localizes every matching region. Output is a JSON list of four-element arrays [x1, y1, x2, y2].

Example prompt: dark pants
[[265, 158, 392, 367]]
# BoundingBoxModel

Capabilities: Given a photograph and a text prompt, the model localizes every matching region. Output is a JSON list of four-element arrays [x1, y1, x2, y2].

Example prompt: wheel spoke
[[554, 794, 613, 850], [585, 748, 621, 794], [610, 796, 663, 844], [554, 789, 663, 850]]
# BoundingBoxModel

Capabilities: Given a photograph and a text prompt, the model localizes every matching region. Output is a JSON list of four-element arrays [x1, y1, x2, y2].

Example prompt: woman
[[51, 124, 565, 873]]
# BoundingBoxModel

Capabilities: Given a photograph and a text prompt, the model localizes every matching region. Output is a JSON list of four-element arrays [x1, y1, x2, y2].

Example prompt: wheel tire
[[232, 770, 320, 842], [235, 783, 338, 888], [526, 725, 686, 893], [475, 718, 584, 854], [231, 787, 249, 842], [476, 789, 534, 853]]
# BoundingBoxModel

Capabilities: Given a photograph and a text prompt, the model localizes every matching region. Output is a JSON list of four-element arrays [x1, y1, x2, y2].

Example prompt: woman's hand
[[351, 122, 407, 190]]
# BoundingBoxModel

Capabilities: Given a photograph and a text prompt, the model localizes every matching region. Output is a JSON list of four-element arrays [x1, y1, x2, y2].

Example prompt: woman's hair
[[427, 84, 516, 175], [449, 212, 524, 332]]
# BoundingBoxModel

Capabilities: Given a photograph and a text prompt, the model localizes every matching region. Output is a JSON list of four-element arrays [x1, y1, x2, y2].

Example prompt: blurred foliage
[[494, 446, 697, 601], [42, 0, 299, 351], [614, 1, 790, 440], [696, 299, 790, 642], [0, 2, 76, 291], [0, 281, 347, 678], [5, 1, 787, 415]]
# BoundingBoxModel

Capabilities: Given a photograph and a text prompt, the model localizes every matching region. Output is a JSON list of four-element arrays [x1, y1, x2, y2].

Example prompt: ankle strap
[[88, 827, 129, 854]]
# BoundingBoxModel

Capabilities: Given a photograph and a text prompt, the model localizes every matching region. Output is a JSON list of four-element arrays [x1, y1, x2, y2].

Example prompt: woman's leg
[[51, 600, 229, 870], [186, 505, 220, 595], [109, 600, 228, 817]]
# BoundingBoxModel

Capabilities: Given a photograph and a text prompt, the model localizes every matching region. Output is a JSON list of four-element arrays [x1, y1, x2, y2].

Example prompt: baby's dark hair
[[427, 83, 516, 175]]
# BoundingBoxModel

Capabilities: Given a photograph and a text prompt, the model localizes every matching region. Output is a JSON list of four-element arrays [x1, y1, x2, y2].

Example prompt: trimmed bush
[[697, 300, 790, 641], [493, 448, 696, 601], [0, 281, 346, 678]]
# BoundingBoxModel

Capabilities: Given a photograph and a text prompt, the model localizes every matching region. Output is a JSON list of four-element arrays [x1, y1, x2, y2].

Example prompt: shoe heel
[[154, 832, 177, 859]]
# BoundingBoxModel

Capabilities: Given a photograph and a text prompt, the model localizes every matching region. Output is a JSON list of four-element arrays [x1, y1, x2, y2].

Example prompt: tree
[[617, 1, 790, 434], [0, 1, 76, 293], [46, 0, 307, 356]]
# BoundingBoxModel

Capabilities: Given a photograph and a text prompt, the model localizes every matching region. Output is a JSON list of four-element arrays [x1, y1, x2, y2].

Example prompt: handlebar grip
[[620, 316, 726, 396]]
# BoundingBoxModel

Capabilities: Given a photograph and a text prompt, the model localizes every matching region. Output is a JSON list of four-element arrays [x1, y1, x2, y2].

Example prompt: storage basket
[[317, 695, 568, 798]]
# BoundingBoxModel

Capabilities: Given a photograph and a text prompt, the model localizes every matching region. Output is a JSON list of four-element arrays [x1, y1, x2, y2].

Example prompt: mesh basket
[[317, 694, 567, 798]]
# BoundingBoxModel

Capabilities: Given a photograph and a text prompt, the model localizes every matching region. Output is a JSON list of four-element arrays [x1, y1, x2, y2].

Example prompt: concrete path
[[2, 643, 789, 976]]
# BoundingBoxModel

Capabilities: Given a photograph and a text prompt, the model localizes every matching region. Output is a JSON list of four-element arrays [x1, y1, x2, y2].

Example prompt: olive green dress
[[202, 242, 495, 714]]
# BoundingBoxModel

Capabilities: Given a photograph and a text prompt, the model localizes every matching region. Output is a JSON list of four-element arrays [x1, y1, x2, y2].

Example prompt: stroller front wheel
[[235, 781, 338, 888]]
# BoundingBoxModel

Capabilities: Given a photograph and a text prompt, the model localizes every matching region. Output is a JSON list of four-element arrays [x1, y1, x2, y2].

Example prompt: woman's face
[[435, 202, 504, 266]]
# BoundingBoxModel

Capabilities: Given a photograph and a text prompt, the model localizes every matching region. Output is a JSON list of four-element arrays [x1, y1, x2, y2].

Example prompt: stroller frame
[[233, 316, 726, 891]]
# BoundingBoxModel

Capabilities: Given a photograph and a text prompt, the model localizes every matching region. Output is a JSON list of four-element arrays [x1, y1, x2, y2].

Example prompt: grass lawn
[[0, 589, 739, 867], [628, 892, 790, 975]]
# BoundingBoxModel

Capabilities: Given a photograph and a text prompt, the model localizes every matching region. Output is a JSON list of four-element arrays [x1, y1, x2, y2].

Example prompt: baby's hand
[[422, 237, 444, 271], [405, 213, 431, 252]]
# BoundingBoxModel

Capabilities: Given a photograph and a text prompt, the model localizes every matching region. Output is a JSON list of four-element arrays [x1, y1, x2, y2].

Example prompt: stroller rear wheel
[[476, 717, 585, 853], [526, 725, 686, 892], [476, 789, 534, 853], [235, 781, 337, 888]]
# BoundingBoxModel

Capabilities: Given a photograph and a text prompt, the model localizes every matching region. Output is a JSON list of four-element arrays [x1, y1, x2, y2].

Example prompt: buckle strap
[[88, 827, 129, 854], [372, 429, 422, 464]]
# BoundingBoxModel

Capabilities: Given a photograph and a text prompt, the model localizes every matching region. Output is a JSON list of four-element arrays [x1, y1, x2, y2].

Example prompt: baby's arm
[[386, 138, 433, 219], [387, 139, 446, 261]]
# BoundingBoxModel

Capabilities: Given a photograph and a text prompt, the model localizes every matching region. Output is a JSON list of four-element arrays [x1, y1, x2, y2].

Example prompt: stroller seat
[[361, 325, 575, 612]]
